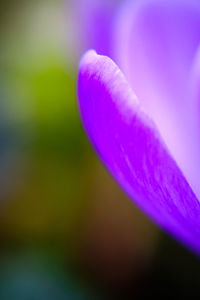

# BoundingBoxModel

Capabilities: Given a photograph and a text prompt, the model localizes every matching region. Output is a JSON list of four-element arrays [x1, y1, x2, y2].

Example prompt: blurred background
[[0, 0, 200, 299]]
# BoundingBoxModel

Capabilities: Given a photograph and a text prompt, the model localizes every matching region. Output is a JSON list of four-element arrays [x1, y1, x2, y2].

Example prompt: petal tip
[[79, 49, 98, 69]]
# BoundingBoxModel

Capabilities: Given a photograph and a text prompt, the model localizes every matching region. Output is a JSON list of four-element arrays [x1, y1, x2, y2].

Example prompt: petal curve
[[113, 0, 200, 202], [113, 0, 200, 109], [78, 50, 200, 253]]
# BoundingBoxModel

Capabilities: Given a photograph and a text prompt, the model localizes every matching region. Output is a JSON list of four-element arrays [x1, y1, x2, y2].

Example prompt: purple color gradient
[[77, 0, 200, 252], [113, 0, 200, 200], [73, 0, 120, 56]]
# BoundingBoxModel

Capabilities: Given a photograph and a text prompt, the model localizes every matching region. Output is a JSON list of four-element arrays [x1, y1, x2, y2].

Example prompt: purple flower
[[77, 0, 200, 253]]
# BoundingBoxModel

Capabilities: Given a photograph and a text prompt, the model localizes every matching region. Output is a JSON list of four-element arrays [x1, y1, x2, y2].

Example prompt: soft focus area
[[0, 0, 200, 299]]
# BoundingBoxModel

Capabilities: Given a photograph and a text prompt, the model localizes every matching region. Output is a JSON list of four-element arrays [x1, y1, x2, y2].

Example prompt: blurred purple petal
[[78, 50, 200, 253], [113, 0, 200, 200], [72, 0, 120, 56]]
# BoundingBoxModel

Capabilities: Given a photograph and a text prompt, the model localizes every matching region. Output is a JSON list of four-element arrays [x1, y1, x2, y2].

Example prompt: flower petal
[[72, 0, 120, 57], [113, 0, 200, 201], [78, 50, 200, 253], [113, 0, 200, 107]]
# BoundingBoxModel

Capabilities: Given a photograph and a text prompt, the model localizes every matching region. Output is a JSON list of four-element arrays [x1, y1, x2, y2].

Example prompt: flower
[[77, 0, 200, 253]]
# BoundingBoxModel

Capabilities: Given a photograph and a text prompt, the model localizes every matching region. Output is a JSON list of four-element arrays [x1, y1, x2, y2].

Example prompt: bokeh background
[[0, 0, 200, 299]]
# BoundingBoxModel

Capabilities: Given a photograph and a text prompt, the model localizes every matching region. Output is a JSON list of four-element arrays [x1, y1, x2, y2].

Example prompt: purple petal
[[72, 0, 120, 56], [113, 0, 200, 201], [113, 0, 200, 106], [189, 45, 200, 125], [78, 50, 200, 253]]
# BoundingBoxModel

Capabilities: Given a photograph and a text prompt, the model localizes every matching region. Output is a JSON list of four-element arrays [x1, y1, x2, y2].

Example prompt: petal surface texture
[[113, 0, 200, 200], [78, 50, 200, 253]]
